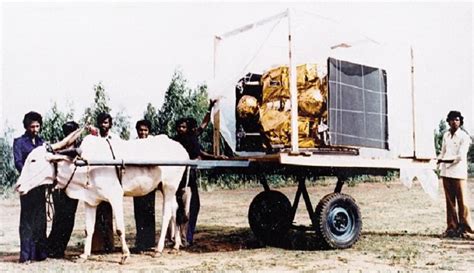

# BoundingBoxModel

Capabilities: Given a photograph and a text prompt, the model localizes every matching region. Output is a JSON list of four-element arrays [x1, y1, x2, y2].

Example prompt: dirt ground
[[1, 178, 473, 272]]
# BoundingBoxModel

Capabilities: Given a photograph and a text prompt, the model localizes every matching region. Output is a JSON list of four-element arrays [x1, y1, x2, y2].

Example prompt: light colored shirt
[[100, 131, 120, 140], [439, 128, 472, 179]]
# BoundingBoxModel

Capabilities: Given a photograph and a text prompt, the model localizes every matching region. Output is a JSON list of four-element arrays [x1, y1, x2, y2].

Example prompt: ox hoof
[[76, 255, 88, 263], [153, 251, 163, 258], [168, 249, 181, 255], [79, 254, 88, 259], [119, 255, 128, 265]]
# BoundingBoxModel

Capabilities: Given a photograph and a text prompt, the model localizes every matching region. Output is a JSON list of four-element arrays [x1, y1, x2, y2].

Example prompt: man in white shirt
[[91, 112, 118, 252], [438, 111, 473, 238]]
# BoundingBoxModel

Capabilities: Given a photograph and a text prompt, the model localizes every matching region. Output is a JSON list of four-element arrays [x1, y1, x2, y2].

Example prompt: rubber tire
[[248, 190, 292, 245], [315, 193, 362, 249]]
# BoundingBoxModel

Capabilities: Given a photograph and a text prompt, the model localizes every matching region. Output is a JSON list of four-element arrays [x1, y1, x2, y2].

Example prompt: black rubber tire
[[314, 193, 362, 249], [248, 190, 292, 245]]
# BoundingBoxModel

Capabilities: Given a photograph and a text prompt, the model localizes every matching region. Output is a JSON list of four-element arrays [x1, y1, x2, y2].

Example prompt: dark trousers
[[47, 189, 78, 257], [19, 186, 48, 263], [442, 177, 473, 233], [91, 202, 114, 253], [133, 190, 156, 250], [187, 180, 200, 244]]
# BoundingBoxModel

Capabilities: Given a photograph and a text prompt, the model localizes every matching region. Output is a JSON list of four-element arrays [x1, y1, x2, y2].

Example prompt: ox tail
[[176, 166, 191, 225], [176, 188, 188, 225]]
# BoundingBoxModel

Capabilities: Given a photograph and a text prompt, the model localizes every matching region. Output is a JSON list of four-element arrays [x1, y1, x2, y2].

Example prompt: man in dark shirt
[[13, 111, 48, 263], [174, 117, 201, 246], [133, 119, 156, 252], [173, 99, 227, 246], [47, 121, 80, 258]]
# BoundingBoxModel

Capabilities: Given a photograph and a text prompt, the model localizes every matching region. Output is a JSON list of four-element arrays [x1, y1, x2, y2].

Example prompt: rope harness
[[46, 186, 55, 222], [45, 161, 59, 222], [45, 153, 78, 222], [105, 138, 124, 185]]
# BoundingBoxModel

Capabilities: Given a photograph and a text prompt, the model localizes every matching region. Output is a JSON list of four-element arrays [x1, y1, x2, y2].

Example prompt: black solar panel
[[328, 58, 388, 149]]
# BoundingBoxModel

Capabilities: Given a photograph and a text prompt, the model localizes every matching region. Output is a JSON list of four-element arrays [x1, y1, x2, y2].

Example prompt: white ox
[[15, 134, 188, 264]]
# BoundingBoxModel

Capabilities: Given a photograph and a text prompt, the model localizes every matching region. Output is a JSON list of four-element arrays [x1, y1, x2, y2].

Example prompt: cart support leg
[[258, 174, 271, 192], [296, 175, 317, 227], [291, 182, 302, 223], [334, 176, 347, 193]]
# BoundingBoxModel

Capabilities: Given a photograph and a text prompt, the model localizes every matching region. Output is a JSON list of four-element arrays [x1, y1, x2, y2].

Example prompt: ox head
[[15, 144, 74, 195], [15, 127, 84, 195]]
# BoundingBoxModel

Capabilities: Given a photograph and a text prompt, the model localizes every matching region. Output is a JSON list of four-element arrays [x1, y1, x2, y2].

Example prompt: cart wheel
[[315, 193, 361, 249], [248, 190, 292, 245]]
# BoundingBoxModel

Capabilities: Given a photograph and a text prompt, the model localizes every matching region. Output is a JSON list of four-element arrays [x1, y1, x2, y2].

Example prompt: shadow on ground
[[4, 227, 471, 264], [184, 225, 327, 253]]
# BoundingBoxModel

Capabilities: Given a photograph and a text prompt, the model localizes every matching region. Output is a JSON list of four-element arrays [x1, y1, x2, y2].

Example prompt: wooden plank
[[279, 153, 436, 170], [213, 110, 221, 156]]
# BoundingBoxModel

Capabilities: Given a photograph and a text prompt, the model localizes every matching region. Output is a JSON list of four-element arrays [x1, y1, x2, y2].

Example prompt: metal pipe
[[287, 8, 299, 154], [74, 159, 250, 169]]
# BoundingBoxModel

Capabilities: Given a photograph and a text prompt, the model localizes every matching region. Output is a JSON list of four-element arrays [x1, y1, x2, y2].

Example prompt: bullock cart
[[75, 152, 435, 250], [73, 9, 438, 251]]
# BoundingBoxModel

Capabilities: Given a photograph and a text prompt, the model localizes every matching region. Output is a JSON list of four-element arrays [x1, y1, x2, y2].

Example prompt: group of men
[[13, 99, 221, 263]]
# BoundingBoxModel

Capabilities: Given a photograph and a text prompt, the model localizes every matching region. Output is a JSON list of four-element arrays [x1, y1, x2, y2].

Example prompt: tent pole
[[288, 8, 299, 154], [212, 36, 221, 156], [410, 47, 416, 158], [213, 111, 221, 156]]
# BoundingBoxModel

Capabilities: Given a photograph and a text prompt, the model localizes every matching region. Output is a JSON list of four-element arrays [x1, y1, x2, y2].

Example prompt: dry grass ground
[[1, 178, 473, 272]]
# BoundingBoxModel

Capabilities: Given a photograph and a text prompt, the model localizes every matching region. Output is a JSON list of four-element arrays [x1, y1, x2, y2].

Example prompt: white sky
[[1, 1, 473, 139]]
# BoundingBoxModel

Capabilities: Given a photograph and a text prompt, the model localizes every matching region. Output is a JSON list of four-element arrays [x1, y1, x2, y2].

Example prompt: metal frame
[[75, 159, 250, 169], [74, 152, 432, 247]]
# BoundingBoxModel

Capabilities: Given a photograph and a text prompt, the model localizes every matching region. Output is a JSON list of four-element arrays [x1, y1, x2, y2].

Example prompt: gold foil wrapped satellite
[[261, 66, 290, 103], [298, 87, 325, 116], [237, 95, 259, 118], [241, 63, 329, 149], [259, 105, 290, 145]]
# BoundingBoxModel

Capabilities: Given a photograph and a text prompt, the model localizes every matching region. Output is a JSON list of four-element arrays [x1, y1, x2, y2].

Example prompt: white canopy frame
[[211, 8, 433, 159]]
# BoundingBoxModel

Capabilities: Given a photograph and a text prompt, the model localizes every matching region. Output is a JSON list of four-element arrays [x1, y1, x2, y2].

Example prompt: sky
[[1, 1, 473, 140]]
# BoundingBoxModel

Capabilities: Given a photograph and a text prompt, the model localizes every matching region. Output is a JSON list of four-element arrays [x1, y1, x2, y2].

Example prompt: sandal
[[440, 229, 457, 238]]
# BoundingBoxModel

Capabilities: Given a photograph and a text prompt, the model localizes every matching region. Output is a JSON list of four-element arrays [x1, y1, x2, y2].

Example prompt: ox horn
[[50, 127, 84, 151]]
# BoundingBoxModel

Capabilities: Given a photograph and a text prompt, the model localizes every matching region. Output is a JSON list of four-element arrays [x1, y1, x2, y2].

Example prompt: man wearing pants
[[438, 110, 473, 238]]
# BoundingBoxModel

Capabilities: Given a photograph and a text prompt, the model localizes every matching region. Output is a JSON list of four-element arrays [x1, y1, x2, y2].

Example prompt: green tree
[[156, 70, 212, 150], [41, 102, 74, 143], [0, 127, 18, 188], [468, 143, 474, 163], [143, 103, 160, 136], [157, 70, 194, 135], [81, 82, 130, 139], [434, 119, 447, 156], [114, 107, 131, 140], [82, 82, 112, 127], [191, 83, 212, 151]]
